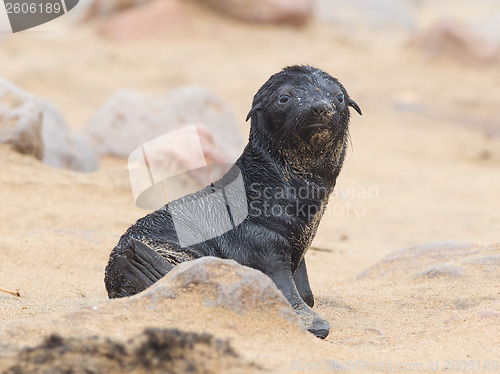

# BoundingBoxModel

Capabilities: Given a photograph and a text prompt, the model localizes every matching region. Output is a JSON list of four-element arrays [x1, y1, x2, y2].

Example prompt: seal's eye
[[278, 94, 291, 104], [336, 94, 344, 104]]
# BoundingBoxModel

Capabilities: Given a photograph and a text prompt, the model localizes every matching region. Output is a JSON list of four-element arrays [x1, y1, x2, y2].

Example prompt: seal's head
[[246, 65, 361, 160]]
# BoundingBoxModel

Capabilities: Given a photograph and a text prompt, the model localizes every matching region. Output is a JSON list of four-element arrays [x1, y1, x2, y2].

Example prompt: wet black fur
[[104, 65, 361, 338]]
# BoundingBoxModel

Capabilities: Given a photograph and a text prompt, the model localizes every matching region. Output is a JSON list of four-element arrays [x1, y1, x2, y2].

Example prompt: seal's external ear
[[246, 102, 262, 122], [347, 98, 362, 116]]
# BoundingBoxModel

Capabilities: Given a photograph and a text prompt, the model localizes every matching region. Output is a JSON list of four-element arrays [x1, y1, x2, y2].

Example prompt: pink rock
[[202, 0, 313, 25], [97, 0, 191, 41], [83, 0, 153, 19]]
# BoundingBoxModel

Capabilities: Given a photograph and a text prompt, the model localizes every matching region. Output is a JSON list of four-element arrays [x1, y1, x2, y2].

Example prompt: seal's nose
[[311, 101, 331, 116]]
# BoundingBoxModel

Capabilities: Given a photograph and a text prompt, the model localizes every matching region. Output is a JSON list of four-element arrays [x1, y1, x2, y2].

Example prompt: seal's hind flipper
[[116, 239, 172, 293]]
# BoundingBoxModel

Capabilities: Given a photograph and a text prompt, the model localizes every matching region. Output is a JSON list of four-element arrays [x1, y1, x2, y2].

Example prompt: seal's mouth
[[305, 123, 330, 131]]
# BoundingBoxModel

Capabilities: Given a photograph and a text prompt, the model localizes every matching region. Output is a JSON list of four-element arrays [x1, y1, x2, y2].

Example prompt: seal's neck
[[244, 138, 346, 195]]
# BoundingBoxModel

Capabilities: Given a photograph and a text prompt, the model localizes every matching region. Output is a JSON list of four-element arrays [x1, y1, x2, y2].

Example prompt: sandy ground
[[1, 3, 499, 372]]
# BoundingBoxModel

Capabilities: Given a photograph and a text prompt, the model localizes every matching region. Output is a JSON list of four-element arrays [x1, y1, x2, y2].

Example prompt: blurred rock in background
[[408, 18, 499, 66], [83, 0, 152, 18], [83, 0, 312, 33], [201, 0, 313, 25], [82, 87, 246, 162], [0, 78, 99, 173], [95, 0, 192, 41], [315, 0, 416, 31], [0, 4, 11, 40]]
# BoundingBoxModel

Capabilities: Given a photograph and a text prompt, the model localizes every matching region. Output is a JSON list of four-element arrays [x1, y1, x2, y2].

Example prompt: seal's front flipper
[[116, 239, 172, 293], [268, 268, 330, 339], [293, 258, 314, 308]]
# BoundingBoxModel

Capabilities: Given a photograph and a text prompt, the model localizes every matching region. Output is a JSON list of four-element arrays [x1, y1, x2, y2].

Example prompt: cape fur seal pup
[[104, 65, 362, 339]]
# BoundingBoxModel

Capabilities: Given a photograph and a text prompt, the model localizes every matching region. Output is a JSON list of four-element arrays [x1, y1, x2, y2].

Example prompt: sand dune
[[1, 4, 499, 372]]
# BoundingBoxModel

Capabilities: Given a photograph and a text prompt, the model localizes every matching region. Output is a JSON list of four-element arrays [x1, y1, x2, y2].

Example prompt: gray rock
[[0, 77, 99, 173], [142, 257, 301, 320], [409, 0, 500, 47], [357, 242, 500, 280], [315, 0, 416, 31], [81, 87, 245, 163], [409, 18, 499, 65]]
